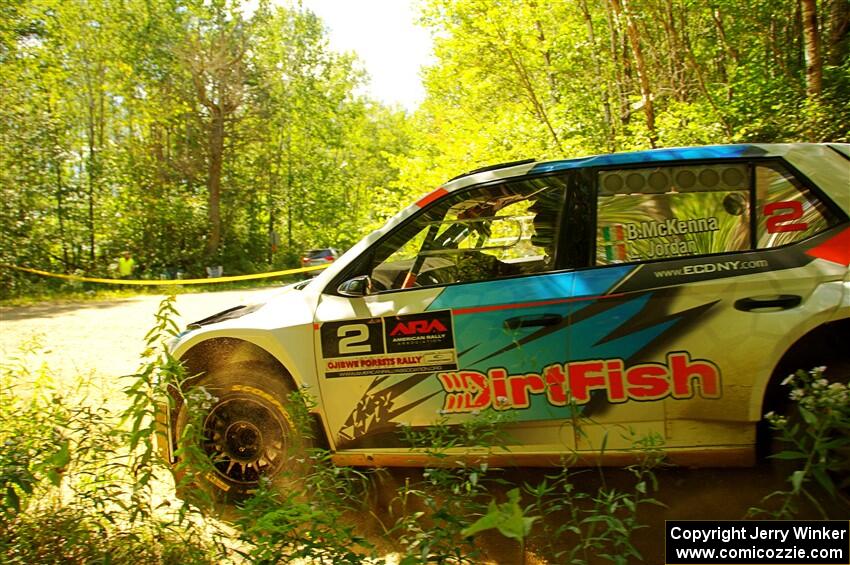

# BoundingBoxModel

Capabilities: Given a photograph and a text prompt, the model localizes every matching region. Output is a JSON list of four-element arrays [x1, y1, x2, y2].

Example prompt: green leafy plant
[[0, 299, 226, 563], [518, 431, 665, 564], [235, 472, 375, 564], [234, 391, 378, 563], [461, 487, 538, 553], [0, 337, 71, 518], [750, 366, 850, 519], [387, 412, 518, 564]]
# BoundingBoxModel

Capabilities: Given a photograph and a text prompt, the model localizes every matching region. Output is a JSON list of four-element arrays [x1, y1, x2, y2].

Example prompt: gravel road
[[0, 287, 281, 399]]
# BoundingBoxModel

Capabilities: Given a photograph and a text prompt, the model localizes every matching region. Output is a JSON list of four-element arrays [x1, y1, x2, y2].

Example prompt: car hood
[[171, 283, 318, 352]]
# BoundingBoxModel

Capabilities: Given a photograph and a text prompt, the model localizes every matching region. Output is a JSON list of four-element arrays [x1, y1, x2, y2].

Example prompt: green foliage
[[461, 487, 538, 544], [506, 433, 666, 564], [387, 414, 519, 563], [0, 301, 223, 563], [0, 0, 413, 299], [235, 463, 376, 564], [381, 415, 664, 564], [5, 0, 847, 299], [393, 0, 850, 193], [232, 389, 378, 563], [749, 366, 850, 519], [0, 338, 70, 517]]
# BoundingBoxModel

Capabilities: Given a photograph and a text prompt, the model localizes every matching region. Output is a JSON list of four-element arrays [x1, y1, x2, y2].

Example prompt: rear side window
[[756, 162, 839, 248], [596, 164, 752, 265]]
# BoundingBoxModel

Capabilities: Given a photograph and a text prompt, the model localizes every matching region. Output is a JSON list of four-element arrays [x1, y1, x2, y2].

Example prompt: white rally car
[[157, 143, 850, 498]]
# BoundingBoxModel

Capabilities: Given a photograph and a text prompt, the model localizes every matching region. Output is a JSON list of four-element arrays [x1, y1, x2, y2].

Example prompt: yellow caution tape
[[0, 263, 329, 285]]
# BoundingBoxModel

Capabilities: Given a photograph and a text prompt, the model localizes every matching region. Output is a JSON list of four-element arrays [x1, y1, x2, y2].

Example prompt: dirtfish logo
[[438, 351, 720, 413]]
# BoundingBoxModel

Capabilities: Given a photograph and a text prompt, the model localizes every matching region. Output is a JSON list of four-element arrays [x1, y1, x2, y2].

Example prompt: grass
[[0, 276, 304, 307]]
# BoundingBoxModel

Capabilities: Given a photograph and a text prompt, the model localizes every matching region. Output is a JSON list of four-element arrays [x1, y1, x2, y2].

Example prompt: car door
[[313, 175, 583, 458], [570, 158, 846, 455]]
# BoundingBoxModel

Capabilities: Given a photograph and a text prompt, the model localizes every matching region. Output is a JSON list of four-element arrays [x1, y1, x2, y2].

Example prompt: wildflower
[[766, 411, 788, 428], [780, 374, 795, 386], [789, 388, 804, 401]]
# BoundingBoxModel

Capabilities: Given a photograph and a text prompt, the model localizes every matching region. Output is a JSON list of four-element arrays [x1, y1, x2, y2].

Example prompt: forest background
[[1, 0, 848, 298]]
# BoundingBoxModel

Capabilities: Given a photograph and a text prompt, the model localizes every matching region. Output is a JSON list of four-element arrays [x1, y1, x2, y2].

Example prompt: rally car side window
[[595, 164, 752, 265], [755, 162, 839, 248], [364, 177, 567, 291]]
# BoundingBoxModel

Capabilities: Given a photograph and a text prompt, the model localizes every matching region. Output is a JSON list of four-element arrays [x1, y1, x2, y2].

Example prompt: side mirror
[[337, 275, 371, 297]]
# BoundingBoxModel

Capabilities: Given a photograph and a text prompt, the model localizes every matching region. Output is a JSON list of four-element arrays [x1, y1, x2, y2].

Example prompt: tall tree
[[801, 0, 823, 98], [827, 0, 850, 66], [181, 3, 249, 258]]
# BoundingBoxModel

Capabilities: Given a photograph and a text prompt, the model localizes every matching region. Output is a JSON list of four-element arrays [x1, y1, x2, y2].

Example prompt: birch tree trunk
[[609, 0, 658, 147]]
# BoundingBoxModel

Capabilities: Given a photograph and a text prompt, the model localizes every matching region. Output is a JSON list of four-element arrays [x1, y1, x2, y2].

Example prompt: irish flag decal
[[602, 224, 628, 262]]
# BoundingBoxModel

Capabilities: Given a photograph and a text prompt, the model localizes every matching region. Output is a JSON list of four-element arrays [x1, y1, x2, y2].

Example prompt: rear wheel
[[173, 362, 308, 500], [758, 320, 850, 460]]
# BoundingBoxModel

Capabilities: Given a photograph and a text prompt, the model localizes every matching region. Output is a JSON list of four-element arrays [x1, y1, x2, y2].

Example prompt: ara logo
[[390, 319, 448, 336], [386, 311, 455, 354]]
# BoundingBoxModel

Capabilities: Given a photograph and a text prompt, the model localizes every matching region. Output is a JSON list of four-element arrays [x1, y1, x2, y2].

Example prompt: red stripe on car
[[416, 187, 448, 208], [806, 226, 850, 266]]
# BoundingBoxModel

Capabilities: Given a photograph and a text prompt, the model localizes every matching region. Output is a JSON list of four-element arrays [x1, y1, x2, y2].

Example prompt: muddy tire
[[173, 362, 308, 501]]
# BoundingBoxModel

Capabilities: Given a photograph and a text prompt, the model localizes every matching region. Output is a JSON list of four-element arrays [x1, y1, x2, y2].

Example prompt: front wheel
[[173, 362, 309, 500]]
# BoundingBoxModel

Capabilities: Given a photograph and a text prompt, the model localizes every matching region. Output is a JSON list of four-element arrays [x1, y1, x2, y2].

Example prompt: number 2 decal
[[337, 324, 372, 354], [764, 201, 808, 233]]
